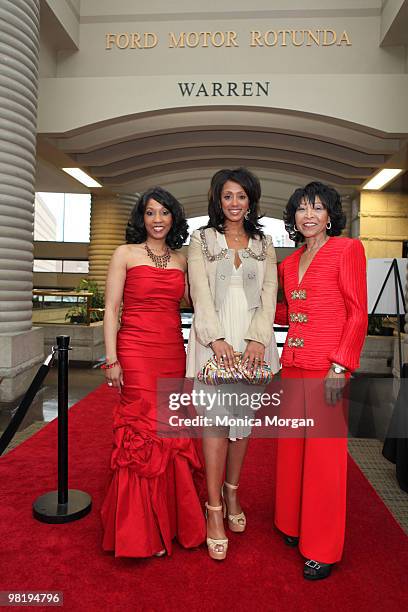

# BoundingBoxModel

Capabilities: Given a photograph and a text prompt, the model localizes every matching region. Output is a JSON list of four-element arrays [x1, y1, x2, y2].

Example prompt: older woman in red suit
[[274, 181, 367, 580]]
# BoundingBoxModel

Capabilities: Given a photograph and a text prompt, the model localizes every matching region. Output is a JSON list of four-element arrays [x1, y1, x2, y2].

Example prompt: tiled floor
[[0, 366, 104, 452], [1, 366, 407, 535], [348, 438, 408, 535]]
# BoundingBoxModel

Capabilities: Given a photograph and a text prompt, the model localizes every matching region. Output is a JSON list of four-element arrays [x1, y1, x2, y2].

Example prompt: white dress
[[218, 261, 253, 439], [218, 262, 252, 354], [194, 236, 255, 440]]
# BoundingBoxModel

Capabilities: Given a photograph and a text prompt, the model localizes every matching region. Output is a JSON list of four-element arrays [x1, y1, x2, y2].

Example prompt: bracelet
[[209, 338, 224, 348], [331, 362, 347, 374], [101, 360, 120, 370]]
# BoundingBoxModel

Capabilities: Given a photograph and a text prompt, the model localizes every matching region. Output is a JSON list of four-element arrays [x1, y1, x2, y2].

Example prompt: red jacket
[[275, 237, 367, 372]]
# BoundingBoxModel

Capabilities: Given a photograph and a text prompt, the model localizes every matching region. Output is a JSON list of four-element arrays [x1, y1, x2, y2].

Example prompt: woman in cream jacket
[[186, 168, 279, 561]]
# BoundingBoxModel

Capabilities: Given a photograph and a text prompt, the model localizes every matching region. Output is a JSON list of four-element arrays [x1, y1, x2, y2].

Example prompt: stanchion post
[[33, 335, 92, 523], [57, 335, 69, 506]]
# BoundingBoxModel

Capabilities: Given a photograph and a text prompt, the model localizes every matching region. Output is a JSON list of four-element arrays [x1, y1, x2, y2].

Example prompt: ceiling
[[37, 106, 408, 218]]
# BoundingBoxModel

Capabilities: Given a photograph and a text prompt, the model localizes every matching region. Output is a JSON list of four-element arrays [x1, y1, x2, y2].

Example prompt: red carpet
[[1, 385, 407, 611]]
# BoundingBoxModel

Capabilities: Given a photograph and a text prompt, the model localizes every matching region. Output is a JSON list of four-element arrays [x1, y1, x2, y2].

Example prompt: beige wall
[[38, 0, 408, 134], [381, 0, 408, 45], [38, 74, 408, 135], [39, 29, 58, 78], [58, 17, 404, 78], [43, 0, 80, 49], [359, 191, 408, 258]]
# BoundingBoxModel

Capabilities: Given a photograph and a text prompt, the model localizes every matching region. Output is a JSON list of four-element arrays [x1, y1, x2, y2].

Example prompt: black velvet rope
[[0, 351, 55, 456]]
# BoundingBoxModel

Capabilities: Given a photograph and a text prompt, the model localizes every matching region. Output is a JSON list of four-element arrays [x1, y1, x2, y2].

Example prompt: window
[[34, 193, 91, 242], [33, 260, 89, 273], [62, 260, 89, 273], [33, 260, 63, 273], [186, 216, 208, 241], [261, 218, 295, 247], [185, 216, 294, 247]]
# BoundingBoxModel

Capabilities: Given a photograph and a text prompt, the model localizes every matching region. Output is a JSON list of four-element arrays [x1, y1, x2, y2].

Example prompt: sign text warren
[[178, 81, 270, 97]]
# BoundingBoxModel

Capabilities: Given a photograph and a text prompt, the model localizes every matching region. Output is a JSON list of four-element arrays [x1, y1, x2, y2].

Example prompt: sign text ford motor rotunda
[[105, 29, 352, 50]]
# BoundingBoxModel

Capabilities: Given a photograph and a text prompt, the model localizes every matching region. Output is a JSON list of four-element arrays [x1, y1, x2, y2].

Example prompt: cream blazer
[[186, 227, 280, 378]]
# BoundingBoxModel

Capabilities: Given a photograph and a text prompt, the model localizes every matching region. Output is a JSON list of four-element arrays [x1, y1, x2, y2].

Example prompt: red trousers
[[274, 366, 348, 564]]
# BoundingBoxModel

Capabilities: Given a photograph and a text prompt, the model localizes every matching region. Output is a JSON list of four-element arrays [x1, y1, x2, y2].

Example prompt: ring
[[107, 382, 113, 387], [222, 354, 227, 358]]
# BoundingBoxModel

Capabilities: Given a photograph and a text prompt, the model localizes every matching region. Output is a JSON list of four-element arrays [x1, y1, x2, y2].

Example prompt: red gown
[[101, 265, 206, 557]]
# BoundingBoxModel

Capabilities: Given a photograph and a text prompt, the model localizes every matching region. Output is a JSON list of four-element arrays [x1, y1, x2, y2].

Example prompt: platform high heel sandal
[[154, 549, 167, 557], [303, 559, 333, 580], [283, 535, 299, 547], [222, 481, 247, 533], [205, 502, 229, 561]]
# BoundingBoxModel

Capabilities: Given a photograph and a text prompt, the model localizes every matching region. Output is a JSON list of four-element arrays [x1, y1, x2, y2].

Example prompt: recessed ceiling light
[[62, 168, 102, 188], [362, 168, 403, 191]]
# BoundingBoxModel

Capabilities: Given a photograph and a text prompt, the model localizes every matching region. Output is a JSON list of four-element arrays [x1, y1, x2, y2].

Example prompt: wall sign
[[177, 81, 270, 97], [105, 29, 352, 50]]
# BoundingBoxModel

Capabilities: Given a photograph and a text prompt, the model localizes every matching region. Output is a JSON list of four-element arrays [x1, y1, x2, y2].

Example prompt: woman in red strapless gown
[[101, 188, 206, 558]]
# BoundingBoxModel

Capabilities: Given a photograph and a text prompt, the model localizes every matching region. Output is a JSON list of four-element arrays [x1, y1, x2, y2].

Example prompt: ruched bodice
[[118, 266, 185, 357], [122, 265, 184, 312]]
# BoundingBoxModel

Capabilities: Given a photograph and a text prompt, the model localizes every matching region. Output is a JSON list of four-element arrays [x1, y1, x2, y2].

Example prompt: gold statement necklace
[[144, 242, 171, 268]]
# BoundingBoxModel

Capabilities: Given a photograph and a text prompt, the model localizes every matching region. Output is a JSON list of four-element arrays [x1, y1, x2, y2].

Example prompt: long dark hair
[[125, 187, 188, 249], [205, 168, 264, 238], [283, 181, 346, 243]]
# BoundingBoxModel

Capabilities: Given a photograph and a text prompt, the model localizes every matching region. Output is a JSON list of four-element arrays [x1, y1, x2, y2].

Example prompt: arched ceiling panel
[[47, 107, 402, 154], [38, 106, 408, 219]]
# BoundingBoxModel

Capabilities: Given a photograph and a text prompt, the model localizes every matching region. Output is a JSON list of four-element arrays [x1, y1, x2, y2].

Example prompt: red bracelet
[[101, 360, 120, 370]]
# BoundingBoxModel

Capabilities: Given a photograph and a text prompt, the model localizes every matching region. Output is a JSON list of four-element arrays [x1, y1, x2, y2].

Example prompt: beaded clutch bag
[[197, 352, 273, 385]]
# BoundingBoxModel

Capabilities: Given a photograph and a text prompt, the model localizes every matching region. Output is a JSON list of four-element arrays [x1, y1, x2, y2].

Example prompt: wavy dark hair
[[283, 181, 346, 243], [205, 168, 264, 238], [125, 187, 188, 249]]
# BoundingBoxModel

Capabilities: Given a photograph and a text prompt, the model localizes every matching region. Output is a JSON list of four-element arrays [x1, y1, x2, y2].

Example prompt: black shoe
[[283, 534, 299, 547], [303, 559, 333, 580]]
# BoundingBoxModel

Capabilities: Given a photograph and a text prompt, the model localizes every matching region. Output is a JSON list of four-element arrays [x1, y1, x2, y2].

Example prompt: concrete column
[[359, 191, 408, 259], [358, 192, 408, 377], [88, 192, 138, 288], [0, 0, 44, 403]]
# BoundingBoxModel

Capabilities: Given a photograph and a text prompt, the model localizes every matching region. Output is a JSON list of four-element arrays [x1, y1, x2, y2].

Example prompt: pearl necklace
[[144, 243, 171, 268]]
